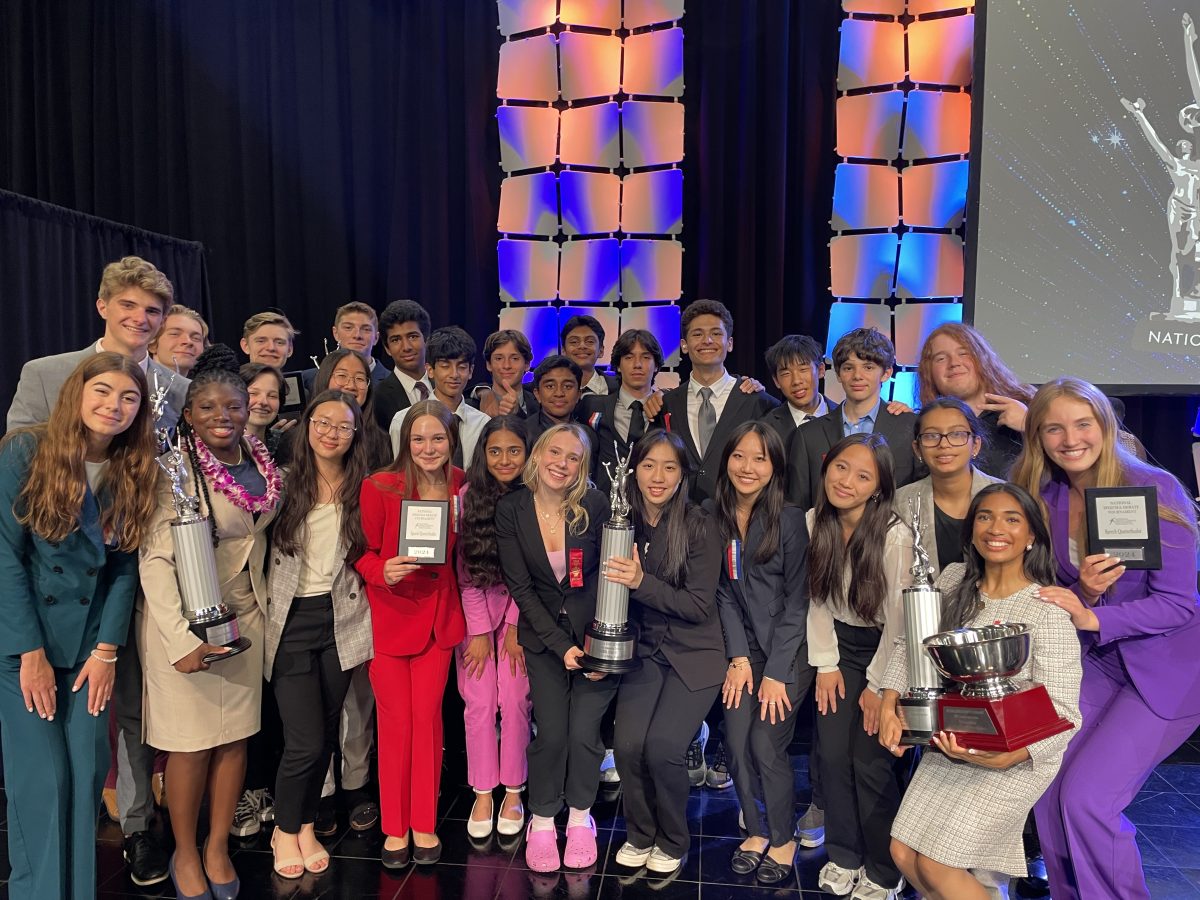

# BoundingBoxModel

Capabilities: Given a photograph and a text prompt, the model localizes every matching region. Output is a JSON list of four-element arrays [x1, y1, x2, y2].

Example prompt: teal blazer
[[0, 433, 138, 668]]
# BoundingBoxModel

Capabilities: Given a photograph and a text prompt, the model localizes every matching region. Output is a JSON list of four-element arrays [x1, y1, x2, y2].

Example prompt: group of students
[[0, 255, 1197, 900]]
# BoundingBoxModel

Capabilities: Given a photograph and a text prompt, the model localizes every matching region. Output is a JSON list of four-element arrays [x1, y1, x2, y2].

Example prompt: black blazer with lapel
[[785, 406, 921, 510], [762, 396, 840, 449], [374, 372, 417, 432], [707, 502, 812, 685], [578, 392, 663, 496], [662, 377, 781, 504], [629, 506, 726, 692], [495, 487, 609, 659]]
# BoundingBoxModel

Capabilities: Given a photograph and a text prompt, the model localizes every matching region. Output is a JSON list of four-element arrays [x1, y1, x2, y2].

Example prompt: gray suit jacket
[[893, 469, 1001, 580], [7, 346, 189, 432]]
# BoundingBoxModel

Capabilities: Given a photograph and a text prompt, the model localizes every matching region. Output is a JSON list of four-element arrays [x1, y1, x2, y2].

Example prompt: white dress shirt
[[788, 396, 829, 428], [686, 370, 737, 443], [95, 339, 150, 373], [390, 398, 489, 467], [392, 367, 433, 402], [582, 370, 610, 396]]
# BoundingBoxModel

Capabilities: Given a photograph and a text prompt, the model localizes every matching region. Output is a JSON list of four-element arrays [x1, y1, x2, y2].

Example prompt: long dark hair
[[272, 390, 370, 562], [315, 348, 392, 470], [808, 433, 900, 623], [627, 429, 701, 588], [460, 415, 529, 589], [713, 421, 786, 564], [941, 483, 1056, 629]]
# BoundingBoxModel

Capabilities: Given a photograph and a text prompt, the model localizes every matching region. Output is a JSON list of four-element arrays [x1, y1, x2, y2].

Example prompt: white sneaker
[[600, 748, 621, 784], [818, 861, 862, 897], [851, 873, 904, 900], [614, 841, 653, 867], [645, 846, 683, 874]]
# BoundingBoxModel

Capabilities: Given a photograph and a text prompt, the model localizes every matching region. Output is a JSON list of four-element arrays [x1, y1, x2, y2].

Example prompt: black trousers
[[524, 637, 619, 818], [614, 657, 719, 857], [723, 652, 814, 847], [817, 622, 904, 889], [271, 594, 355, 833]]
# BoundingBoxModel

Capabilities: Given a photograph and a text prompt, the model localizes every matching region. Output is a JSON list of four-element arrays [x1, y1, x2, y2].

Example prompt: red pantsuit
[[356, 470, 465, 837]]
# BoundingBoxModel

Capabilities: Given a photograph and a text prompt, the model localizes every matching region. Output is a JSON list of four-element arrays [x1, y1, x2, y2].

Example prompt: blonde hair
[[149, 304, 210, 354], [523, 423, 593, 535], [1011, 377, 1198, 535], [916, 322, 1034, 407], [335, 301, 378, 328], [98, 256, 174, 312], [242, 311, 298, 342]]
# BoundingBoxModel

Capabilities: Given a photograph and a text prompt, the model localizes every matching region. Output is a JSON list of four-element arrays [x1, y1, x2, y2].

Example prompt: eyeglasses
[[917, 430, 973, 448], [309, 418, 356, 439], [330, 372, 370, 388]]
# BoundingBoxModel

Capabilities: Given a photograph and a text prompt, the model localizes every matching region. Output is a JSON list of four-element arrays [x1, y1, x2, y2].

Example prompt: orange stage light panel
[[624, 0, 685, 29], [559, 0, 622, 29], [623, 28, 684, 97], [909, 15, 974, 86], [901, 90, 971, 160], [497, 34, 559, 101], [838, 19, 904, 91], [621, 101, 685, 167], [836, 91, 904, 160], [559, 32, 622, 101], [498, 172, 560, 235], [560, 102, 620, 168], [621, 170, 683, 234], [497, 0, 556, 37]]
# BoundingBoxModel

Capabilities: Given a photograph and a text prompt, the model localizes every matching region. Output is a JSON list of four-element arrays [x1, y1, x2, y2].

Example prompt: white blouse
[[295, 503, 342, 597]]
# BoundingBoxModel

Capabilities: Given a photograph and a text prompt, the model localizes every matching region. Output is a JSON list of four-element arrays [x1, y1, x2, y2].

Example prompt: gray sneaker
[[600, 748, 621, 784], [795, 802, 825, 848], [705, 742, 732, 789], [686, 721, 709, 786]]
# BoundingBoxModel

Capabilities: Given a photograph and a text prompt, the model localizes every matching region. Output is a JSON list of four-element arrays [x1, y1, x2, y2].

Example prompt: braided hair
[[180, 344, 250, 548]]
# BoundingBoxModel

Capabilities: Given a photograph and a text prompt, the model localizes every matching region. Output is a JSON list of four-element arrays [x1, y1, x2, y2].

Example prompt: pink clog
[[525, 822, 561, 873], [562, 816, 597, 869]]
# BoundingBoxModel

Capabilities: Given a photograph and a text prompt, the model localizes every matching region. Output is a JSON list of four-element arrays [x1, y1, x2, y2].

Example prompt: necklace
[[193, 435, 281, 514], [535, 496, 564, 534]]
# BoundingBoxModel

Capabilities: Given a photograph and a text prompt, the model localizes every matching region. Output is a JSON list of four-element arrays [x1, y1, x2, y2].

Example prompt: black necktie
[[414, 382, 429, 401], [627, 400, 645, 446]]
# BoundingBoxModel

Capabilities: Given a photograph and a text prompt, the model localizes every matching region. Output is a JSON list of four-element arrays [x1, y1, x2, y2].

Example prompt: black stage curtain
[[0, 189, 209, 407]]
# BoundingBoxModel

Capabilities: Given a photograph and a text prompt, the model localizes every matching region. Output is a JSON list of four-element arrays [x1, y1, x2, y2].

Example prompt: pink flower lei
[[193, 434, 281, 514]]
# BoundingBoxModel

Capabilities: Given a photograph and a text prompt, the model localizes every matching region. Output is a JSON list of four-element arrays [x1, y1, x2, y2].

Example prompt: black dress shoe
[[350, 800, 380, 832], [413, 840, 443, 865], [730, 848, 763, 875], [755, 855, 794, 885], [314, 796, 338, 837], [124, 830, 170, 886], [381, 843, 411, 870]]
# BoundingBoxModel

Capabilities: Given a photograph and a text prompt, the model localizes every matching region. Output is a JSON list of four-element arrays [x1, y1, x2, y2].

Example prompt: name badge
[[569, 547, 584, 588], [726, 539, 743, 580]]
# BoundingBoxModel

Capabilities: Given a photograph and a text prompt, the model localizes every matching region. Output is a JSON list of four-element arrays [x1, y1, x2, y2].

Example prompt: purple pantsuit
[[1035, 472, 1200, 900]]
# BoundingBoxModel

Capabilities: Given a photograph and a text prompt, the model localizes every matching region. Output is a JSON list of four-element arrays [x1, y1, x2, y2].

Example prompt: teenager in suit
[[469, 329, 541, 419], [1012, 378, 1200, 900], [264, 390, 374, 878], [0, 353, 157, 900], [150, 304, 209, 378], [300, 302, 389, 396], [524, 355, 598, 455], [761, 334, 837, 447], [356, 399, 465, 869], [710, 423, 813, 885], [786, 327, 920, 511], [239, 311, 297, 370], [606, 430, 724, 876], [561, 314, 620, 396], [373, 300, 433, 433], [494, 424, 611, 872]]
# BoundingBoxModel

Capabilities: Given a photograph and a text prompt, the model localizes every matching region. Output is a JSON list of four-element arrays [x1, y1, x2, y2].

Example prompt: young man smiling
[[302, 301, 388, 396], [561, 314, 619, 397], [468, 329, 540, 419], [240, 311, 298, 370], [524, 355, 599, 461], [374, 299, 434, 431], [761, 334, 838, 447]]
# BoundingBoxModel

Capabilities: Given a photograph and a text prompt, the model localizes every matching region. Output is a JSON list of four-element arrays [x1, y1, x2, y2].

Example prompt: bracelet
[[728, 660, 748, 670], [90, 650, 118, 664]]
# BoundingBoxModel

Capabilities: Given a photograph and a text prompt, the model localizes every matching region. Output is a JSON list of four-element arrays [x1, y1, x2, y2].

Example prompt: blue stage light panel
[[559, 32, 622, 101], [498, 171, 560, 235], [497, 0, 557, 37], [893, 301, 963, 367], [838, 19, 904, 91], [623, 28, 684, 97], [888, 371, 918, 408], [829, 234, 898, 298], [499, 305, 559, 365], [824, 302, 892, 359], [621, 304, 683, 368], [835, 91, 904, 160], [895, 233, 964, 299], [831, 163, 900, 231], [621, 101, 685, 167], [624, 0, 685, 29], [901, 159, 968, 228], [560, 102, 620, 168], [559, 0, 621, 29], [497, 34, 559, 101], [559, 238, 620, 303], [842, 0, 904, 14], [497, 106, 560, 173], [909, 15, 974, 87], [560, 171, 621, 235], [619, 239, 682, 302], [621, 169, 683, 234], [901, 90, 971, 160], [498, 238, 559, 303], [558, 305, 621, 365]]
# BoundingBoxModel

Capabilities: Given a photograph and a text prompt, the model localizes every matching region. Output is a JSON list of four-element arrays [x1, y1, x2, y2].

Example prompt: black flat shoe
[[755, 855, 794, 885], [730, 848, 763, 875], [381, 844, 411, 870], [413, 840, 442, 865]]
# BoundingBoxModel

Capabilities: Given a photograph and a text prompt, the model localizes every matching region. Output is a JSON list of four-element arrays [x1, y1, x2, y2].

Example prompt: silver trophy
[[149, 368, 177, 454], [581, 443, 642, 674], [157, 441, 251, 663], [897, 496, 946, 745]]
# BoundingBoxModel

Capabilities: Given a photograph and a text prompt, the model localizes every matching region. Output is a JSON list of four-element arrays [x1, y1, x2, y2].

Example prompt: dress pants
[[0, 656, 107, 900], [723, 651, 813, 846], [272, 594, 355, 833], [113, 613, 157, 833], [369, 636, 454, 836], [1035, 648, 1200, 900], [524, 640, 619, 818], [818, 622, 904, 889], [614, 656, 718, 857], [456, 623, 532, 791], [321, 663, 374, 798]]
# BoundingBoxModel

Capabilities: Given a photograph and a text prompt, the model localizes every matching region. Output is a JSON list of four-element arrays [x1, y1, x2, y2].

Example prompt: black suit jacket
[[762, 396, 840, 449], [578, 392, 663, 496], [662, 378, 781, 504], [495, 488, 609, 658], [373, 371, 423, 432], [629, 507, 726, 692], [582, 372, 621, 396], [785, 406, 921, 510]]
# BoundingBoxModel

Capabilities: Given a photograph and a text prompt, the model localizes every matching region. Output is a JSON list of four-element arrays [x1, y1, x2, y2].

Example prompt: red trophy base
[[937, 684, 1073, 752]]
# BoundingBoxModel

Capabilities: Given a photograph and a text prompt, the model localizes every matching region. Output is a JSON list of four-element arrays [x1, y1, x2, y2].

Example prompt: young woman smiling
[[315, 348, 393, 470], [710, 422, 812, 885], [456, 415, 532, 839], [606, 430, 723, 878], [495, 424, 609, 872], [239, 363, 293, 460]]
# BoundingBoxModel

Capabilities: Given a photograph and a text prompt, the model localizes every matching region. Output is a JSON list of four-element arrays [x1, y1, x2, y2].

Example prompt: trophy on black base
[[157, 441, 251, 664], [581, 444, 642, 674], [898, 496, 946, 745]]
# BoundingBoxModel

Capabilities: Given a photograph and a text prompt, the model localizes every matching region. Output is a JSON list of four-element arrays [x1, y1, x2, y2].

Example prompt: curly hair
[[460, 415, 529, 589]]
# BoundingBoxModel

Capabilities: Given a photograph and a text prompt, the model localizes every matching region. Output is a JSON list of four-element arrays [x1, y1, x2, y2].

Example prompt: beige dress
[[137, 450, 276, 752]]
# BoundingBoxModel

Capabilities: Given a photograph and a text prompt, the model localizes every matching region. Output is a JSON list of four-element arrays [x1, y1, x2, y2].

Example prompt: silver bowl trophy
[[581, 443, 642, 674], [156, 439, 251, 664], [897, 496, 946, 745]]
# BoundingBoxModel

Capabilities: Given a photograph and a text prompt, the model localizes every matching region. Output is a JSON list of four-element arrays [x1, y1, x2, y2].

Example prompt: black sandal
[[730, 848, 763, 875], [756, 855, 794, 885]]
